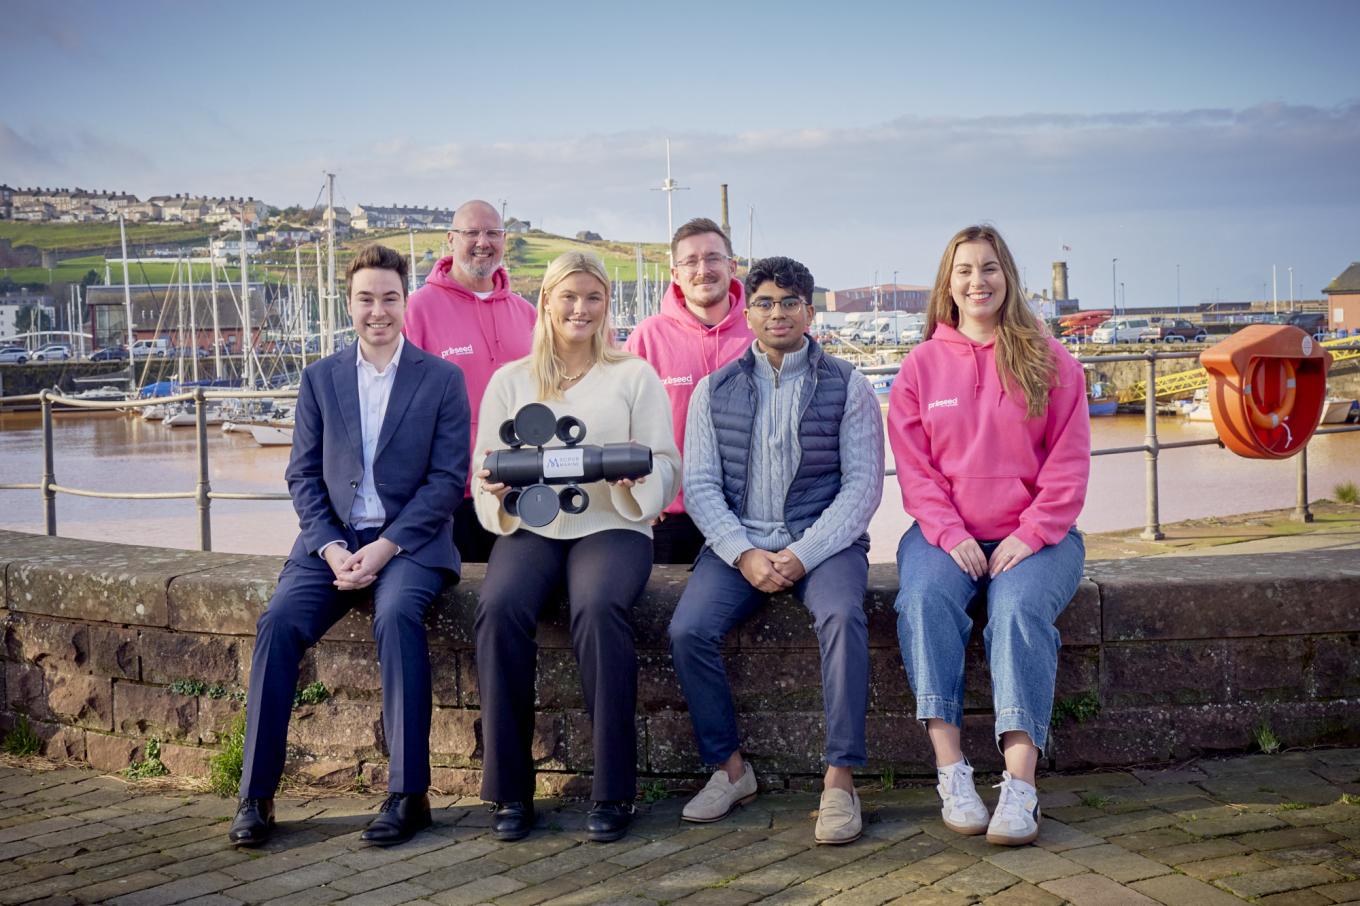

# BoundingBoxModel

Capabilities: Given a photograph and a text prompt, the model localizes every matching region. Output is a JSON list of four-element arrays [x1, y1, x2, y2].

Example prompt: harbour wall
[[2, 530, 1356, 795]]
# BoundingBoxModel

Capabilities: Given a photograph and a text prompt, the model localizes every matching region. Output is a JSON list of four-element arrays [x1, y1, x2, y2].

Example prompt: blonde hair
[[925, 225, 1058, 419], [528, 251, 631, 400]]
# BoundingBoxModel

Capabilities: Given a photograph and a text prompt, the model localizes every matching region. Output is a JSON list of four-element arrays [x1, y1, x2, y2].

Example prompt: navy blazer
[[284, 340, 471, 577]]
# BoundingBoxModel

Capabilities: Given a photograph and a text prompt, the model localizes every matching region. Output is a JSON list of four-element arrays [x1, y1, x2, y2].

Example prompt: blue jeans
[[893, 524, 1085, 754], [669, 545, 870, 768]]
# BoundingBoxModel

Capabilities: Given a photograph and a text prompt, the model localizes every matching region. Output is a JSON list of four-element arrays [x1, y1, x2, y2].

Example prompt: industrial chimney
[[1052, 261, 1069, 302], [720, 184, 731, 240]]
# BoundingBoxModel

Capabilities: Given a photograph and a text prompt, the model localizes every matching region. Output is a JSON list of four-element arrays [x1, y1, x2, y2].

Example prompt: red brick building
[[1323, 262, 1360, 336]]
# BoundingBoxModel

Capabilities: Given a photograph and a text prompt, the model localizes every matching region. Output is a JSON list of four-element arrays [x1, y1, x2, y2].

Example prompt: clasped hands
[[737, 548, 806, 593], [323, 537, 399, 591], [949, 535, 1034, 580]]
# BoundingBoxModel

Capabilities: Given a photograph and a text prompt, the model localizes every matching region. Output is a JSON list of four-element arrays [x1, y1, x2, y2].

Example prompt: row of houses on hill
[[0, 186, 274, 226]]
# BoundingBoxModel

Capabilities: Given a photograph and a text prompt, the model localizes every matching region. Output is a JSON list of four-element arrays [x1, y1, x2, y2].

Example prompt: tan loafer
[[682, 762, 758, 823], [815, 787, 862, 845]]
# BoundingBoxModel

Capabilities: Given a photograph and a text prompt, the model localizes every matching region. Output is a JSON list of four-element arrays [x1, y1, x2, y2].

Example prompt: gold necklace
[[560, 364, 590, 383]]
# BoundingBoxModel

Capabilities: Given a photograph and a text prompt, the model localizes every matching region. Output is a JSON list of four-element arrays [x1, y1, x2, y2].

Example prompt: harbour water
[[1, 409, 1357, 563]]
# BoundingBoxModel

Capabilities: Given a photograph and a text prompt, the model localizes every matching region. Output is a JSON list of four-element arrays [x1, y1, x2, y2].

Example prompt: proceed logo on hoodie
[[660, 374, 694, 387], [440, 344, 476, 358], [928, 397, 960, 411]]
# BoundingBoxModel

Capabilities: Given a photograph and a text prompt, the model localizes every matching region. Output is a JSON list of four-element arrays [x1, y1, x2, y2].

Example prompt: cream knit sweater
[[473, 355, 680, 539]]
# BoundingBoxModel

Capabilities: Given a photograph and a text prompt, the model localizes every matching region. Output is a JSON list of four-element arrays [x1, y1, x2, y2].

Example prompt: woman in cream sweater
[[472, 251, 679, 844]]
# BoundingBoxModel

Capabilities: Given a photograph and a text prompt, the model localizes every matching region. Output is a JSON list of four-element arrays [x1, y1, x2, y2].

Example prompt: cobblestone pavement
[[1, 749, 1358, 906]]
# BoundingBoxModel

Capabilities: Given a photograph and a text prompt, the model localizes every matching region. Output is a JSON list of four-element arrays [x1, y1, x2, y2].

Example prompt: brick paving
[[0, 749, 1357, 905]]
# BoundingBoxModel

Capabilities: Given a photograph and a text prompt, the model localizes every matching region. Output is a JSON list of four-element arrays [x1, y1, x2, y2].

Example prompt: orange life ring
[[1244, 357, 1296, 430]]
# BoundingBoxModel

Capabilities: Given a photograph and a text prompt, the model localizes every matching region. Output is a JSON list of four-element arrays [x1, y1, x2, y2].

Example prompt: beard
[[457, 251, 500, 280]]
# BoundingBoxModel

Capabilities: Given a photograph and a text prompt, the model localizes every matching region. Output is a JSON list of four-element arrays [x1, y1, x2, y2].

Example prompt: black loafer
[[491, 801, 535, 842], [228, 797, 275, 846], [360, 792, 432, 846], [585, 801, 634, 843]]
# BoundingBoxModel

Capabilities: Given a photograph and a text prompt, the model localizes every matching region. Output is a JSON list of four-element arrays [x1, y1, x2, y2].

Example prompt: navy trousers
[[239, 529, 446, 797], [668, 545, 871, 767]]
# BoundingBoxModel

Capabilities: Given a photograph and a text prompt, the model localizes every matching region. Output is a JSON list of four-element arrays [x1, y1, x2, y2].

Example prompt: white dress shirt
[[351, 336, 403, 529]]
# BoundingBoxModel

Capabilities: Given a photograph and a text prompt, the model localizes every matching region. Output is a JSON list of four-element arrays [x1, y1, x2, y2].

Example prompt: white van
[[130, 338, 171, 359], [1091, 317, 1150, 344]]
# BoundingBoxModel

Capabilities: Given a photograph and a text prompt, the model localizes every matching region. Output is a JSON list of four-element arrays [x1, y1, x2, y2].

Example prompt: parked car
[[1138, 319, 1208, 343], [90, 346, 128, 361], [1285, 312, 1330, 340], [1091, 317, 1152, 344], [0, 347, 30, 365], [32, 343, 74, 361]]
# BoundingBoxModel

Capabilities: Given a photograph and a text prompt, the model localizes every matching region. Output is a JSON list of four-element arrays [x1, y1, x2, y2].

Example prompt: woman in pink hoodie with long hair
[[888, 225, 1090, 847]]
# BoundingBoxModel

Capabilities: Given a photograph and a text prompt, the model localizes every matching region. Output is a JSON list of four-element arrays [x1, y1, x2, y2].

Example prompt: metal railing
[[862, 345, 1360, 541], [2, 344, 1358, 550], [0, 387, 297, 551]]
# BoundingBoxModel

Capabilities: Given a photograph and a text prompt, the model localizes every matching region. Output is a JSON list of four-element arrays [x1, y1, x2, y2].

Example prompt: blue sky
[[3, 0, 1358, 306]]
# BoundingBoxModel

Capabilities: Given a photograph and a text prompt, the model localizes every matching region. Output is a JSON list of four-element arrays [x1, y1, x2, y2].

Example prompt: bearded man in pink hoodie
[[626, 218, 754, 564], [404, 200, 536, 562]]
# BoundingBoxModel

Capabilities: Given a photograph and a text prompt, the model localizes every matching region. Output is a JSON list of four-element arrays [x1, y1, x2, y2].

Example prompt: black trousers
[[475, 529, 652, 803], [650, 511, 706, 565], [453, 496, 497, 564]]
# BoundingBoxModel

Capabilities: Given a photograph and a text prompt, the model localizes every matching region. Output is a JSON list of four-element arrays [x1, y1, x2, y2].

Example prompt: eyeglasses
[[450, 228, 506, 240], [749, 297, 807, 313], [675, 253, 730, 271]]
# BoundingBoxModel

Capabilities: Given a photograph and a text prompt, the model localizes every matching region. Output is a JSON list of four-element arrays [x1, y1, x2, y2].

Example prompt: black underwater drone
[[482, 403, 653, 527]]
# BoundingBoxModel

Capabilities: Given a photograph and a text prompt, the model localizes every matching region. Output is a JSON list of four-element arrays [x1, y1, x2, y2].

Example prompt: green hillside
[[0, 221, 212, 252], [1, 222, 670, 297], [354, 229, 672, 297]]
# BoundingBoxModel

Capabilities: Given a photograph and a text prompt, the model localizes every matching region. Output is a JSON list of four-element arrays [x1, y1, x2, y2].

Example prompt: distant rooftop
[[1324, 262, 1360, 294]]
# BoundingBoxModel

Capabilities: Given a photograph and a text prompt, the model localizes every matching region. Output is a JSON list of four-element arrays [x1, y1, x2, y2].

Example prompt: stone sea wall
[[1, 529, 1356, 796]]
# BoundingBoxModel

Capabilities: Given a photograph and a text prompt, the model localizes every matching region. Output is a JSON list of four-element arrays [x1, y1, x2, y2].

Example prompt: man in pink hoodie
[[404, 200, 536, 562], [626, 217, 754, 563]]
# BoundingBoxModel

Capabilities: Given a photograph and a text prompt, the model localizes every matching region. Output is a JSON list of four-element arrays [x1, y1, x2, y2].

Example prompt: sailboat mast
[[408, 228, 417, 294], [186, 257, 198, 383], [325, 172, 337, 355], [209, 255, 222, 380], [294, 244, 307, 375], [315, 241, 327, 356], [118, 214, 134, 387], [241, 222, 252, 388]]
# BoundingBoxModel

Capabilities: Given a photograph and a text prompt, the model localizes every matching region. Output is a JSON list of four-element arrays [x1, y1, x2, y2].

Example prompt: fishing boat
[[1085, 366, 1118, 416], [249, 423, 294, 446]]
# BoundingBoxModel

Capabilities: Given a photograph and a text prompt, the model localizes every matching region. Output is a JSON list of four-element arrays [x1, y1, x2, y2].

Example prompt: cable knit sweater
[[683, 340, 884, 572], [473, 355, 680, 539]]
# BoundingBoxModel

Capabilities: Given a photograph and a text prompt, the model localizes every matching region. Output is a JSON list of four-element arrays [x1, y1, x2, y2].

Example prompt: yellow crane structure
[[1121, 337, 1360, 403]]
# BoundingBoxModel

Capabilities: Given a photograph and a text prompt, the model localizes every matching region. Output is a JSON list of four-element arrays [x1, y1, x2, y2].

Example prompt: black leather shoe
[[360, 792, 432, 846], [228, 798, 275, 846], [491, 801, 535, 842], [585, 801, 634, 843]]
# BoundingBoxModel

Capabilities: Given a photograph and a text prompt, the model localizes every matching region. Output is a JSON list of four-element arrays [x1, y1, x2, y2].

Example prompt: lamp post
[[891, 269, 898, 310], [1288, 267, 1294, 312], [1176, 264, 1181, 315], [1112, 258, 1118, 316]]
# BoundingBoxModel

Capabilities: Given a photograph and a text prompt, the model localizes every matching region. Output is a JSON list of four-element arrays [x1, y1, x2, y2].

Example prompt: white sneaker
[[936, 759, 990, 835], [987, 771, 1040, 846], [682, 762, 758, 823]]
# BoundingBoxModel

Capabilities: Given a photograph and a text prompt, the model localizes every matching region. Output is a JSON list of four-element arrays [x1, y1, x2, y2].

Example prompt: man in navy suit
[[229, 244, 471, 847]]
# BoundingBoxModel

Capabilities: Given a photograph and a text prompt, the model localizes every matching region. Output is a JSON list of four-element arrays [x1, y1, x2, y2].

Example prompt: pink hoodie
[[887, 323, 1090, 554], [625, 278, 753, 514], [404, 257, 537, 495]]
